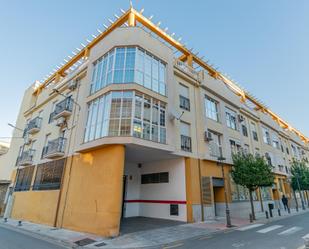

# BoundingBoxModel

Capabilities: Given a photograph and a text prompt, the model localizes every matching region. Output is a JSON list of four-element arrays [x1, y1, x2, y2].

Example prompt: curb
[[0, 222, 77, 249]]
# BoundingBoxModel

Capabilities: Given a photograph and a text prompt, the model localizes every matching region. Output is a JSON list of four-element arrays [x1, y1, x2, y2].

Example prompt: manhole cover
[[74, 238, 96, 246], [95, 242, 107, 247]]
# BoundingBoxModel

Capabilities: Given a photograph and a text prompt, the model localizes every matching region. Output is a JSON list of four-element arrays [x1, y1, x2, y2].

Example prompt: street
[[0, 226, 67, 249], [159, 213, 309, 249]]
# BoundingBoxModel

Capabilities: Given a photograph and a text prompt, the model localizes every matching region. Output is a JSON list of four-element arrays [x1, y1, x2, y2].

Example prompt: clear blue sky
[[1, 0, 308, 143]]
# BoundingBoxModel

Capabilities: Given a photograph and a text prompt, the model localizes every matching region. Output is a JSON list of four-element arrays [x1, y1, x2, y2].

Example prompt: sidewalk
[[0, 208, 308, 249]]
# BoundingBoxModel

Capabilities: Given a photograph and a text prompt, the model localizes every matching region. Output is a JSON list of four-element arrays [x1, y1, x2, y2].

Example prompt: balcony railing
[[181, 135, 192, 152], [174, 59, 200, 82], [50, 97, 73, 121], [42, 137, 67, 159], [24, 117, 42, 135], [17, 149, 35, 166]]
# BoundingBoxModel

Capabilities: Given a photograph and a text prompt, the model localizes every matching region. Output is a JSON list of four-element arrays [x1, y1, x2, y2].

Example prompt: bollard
[[296, 206, 299, 212], [265, 211, 269, 219], [249, 213, 253, 223], [4, 218, 7, 223], [278, 209, 281, 216], [18, 220, 22, 226], [288, 207, 291, 214]]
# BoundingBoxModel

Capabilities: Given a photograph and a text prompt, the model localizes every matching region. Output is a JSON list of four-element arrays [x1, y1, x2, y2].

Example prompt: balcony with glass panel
[[50, 97, 73, 121], [17, 149, 35, 166], [174, 59, 200, 82], [25, 117, 42, 135], [90, 47, 167, 96], [42, 137, 66, 159]]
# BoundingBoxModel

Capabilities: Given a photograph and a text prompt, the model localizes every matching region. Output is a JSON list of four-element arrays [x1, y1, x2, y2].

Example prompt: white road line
[[257, 225, 283, 233], [237, 223, 265, 231], [302, 233, 309, 239], [278, 226, 303, 235]]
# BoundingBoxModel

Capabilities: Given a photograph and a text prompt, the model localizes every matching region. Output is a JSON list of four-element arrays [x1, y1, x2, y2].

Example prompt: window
[[254, 148, 260, 157], [260, 187, 272, 200], [243, 144, 250, 155], [179, 84, 190, 111], [262, 127, 271, 145], [250, 122, 258, 141], [265, 152, 273, 166], [33, 159, 65, 190], [225, 108, 237, 130], [205, 96, 219, 122], [242, 124, 248, 137], [90, 47, 166, 96], [230, 176, 257, 201], [208, 131, 222, 157], [291, 144, 298, 158], [272, 134, 280, 149], [141, 172, 169, 184], [14, 166, 34, 191], [84, 91, 166, 144], [230, 139, 241, 154], [180, 122, 191, 152]]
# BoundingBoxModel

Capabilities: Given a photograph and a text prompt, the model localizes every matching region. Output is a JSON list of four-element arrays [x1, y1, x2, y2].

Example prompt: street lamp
[[217, 156, 232, 227]]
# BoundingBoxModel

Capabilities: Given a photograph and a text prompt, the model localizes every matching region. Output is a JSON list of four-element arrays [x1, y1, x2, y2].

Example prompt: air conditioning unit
[[24, 137, 32, 145], [68, 80, 77, 91], [238, 114, 245, 122], [56, 117, 67, 128], [204, 131, 213, 142]]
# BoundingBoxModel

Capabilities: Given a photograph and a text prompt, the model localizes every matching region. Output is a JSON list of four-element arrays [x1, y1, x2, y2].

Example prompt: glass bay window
[[84, 91, 167, 144], [90, 47, 167, 96]]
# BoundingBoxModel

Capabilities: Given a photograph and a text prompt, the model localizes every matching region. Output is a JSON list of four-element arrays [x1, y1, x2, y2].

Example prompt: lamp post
[[217, 156, 232, 227]]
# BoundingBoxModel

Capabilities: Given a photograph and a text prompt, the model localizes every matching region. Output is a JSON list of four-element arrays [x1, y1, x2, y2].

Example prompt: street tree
[[231, 153, 274, 220]]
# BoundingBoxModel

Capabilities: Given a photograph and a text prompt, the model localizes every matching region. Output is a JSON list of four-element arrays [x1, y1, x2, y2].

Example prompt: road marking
[[198, 235, 213, 240], [278, 226, 302, 235], [237, 223, 264, 231], [257, 225, 283, 233], [302, 233, 309, 239], [163, 243, 183, 249]]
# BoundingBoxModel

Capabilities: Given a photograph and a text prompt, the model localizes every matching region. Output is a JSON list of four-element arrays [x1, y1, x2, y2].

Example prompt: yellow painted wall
[[11, 190, 60, 226], [56, 144, 125, 237], [185, 158, 232, 221]]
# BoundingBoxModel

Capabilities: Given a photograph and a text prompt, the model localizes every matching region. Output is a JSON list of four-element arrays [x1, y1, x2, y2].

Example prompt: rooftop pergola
[[32, 7, 309, 144]]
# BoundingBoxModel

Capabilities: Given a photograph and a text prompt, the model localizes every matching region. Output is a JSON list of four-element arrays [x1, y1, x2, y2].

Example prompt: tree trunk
[[258, 187, 264, 212], [293, 189, 299, 210], [249, 190, 256, 220]]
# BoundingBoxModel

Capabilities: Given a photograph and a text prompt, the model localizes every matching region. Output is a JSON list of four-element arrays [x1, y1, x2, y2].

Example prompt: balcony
[[174, 59, 201, 82], [50, 97, 73, 121], [17, 149, 35, 166], [25, 117, 42, 135], [42, 137, 67, 159]]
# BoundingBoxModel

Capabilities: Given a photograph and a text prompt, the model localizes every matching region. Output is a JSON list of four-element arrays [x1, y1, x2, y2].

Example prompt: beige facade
[[2, 7, 309, 236]]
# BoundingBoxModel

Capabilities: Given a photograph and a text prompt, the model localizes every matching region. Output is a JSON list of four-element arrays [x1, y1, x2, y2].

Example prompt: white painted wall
[[124, 158, 187, 221]]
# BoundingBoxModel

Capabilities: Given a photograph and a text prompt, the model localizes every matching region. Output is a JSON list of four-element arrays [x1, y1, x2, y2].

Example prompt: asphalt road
[[160, 213, 309, 249], [0, 226, 67, 249]]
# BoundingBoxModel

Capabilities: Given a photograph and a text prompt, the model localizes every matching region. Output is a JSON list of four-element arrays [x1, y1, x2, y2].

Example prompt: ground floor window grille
[[141, 172, 169, 184], [201, 177, 212, 205], [230, 176, 257, 201], [14, 166, 35, 191], [260, 187, 272, 200], [33, 158, 65, 190]]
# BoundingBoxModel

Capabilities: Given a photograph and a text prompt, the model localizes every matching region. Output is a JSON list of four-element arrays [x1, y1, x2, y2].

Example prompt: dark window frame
[[141, 172, 169, 184], [179, 95, 190, 111], [14, 166, 35, 192]]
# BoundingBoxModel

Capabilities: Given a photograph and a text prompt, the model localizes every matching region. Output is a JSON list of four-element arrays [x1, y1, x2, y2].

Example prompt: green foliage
[[231, 153, 274, 191], [290, 158, 309, 191]]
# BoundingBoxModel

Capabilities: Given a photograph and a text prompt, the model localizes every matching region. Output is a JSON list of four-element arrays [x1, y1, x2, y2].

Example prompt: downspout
[[54, 80, 82, 227], [198, 159, 205, 221]]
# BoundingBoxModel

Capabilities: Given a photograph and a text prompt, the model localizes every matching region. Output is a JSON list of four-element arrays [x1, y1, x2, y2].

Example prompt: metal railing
[[24, 117, 42, 134], [17, 149, 35, 165], [181, 135, 192, 152], [42, 137, 67, 157], [174, 59, 200, 81], [49, 97, 73, 121]]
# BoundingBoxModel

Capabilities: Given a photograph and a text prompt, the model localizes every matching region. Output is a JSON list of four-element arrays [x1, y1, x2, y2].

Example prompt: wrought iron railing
[[42, 137, 66, 157], [49, 97, 73, 121], [181, 135, 192, 152], [17, 149, 35, 165]]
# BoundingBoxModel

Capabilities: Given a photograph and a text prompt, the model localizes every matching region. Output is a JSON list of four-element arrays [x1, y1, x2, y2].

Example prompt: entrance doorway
[[212, 177, 225, 217]]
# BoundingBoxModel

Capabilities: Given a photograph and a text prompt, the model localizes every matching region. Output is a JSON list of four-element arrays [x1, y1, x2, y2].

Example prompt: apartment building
[[4, 7, 309, 236]]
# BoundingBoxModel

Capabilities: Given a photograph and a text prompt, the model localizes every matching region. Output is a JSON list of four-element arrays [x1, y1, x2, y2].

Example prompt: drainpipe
[[54, 78, 82, 227], [198, 159, 205, 222]]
